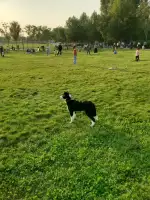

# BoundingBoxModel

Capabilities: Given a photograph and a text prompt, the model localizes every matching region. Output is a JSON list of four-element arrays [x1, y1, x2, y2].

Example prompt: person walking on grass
[[87, 44, 91, 55], [57, 43, 62, 55], [135, 48, 140, 61], [0, 46, 4, 57], [46, 45, 50, 56], [73, 46, 77, 64]]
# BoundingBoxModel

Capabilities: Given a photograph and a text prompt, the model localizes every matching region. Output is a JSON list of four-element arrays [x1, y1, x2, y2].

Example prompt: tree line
[[0, 0, 150, 46]]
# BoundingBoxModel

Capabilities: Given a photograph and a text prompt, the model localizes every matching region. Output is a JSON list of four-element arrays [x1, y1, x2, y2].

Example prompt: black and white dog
[[60, 92, 98, 127]]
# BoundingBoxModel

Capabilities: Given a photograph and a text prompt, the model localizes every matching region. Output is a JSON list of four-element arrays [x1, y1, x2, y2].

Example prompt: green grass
[[0, 50, 150, 200]]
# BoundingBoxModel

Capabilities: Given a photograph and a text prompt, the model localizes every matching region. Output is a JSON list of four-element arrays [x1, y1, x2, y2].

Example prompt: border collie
[[60, 92, 98, 127]]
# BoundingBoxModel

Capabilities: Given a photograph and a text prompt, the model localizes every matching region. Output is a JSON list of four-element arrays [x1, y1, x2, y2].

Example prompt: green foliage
[[65, 12, 102, 43], [0, 22, 11, 45], [24, 25, 38, 41], [100, 0, 150, 42], [66, 16, 81, 42], [109, 0, 137, 41], [52, 27, 67, 42], [1, 0, 150, 43], [9, 21, 21, 42], [0, 50, 150, 199], [100, 0, 113, 14], [137, 1, 150, 41]]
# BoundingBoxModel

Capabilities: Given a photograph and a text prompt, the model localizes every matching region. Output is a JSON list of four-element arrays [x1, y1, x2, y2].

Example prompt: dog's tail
[[94, 116, 98, 121]]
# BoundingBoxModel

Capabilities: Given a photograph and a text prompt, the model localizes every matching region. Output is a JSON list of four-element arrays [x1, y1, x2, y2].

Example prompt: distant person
[[0, 46, 2, 56], [130, 41, 133, 49], [46, 46, 50, 56], [87, 44, 91, 55], [41, 46, 45, 52], [73, 46, 77, 64], [11, 45, 15, 51], [37, 47, 40, 52], [114, 47, 117, 54], [32, 48, 35, 53], [54, 45, 58, 56], [117, 42, 120, 48], [137, 42, 141, 49], [26, 48, 30, 54], [135, 48, 140, 61], [78, 46, 82, 52], [94, 44, 98, 53], [113, 43, 116, 51], [57, 44, 62, 55], [0, 46, 4, 57]]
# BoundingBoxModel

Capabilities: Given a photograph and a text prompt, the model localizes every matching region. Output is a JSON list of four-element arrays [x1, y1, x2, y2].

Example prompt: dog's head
[[60, 92, 72, 100]]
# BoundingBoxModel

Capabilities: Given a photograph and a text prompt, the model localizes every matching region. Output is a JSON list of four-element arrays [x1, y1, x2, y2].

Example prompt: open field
[[0, 50, 150, 199]]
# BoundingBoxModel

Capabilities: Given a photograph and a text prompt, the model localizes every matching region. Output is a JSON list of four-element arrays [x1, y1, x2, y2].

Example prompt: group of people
[[1, 42, 141, 62], [113, 43, 140, 61], [79, 44, 98, 55], [73, 44, 141, 65], [46, 44, 63, 56]]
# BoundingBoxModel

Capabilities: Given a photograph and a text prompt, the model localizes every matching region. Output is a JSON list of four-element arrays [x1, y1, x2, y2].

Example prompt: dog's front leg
[[69, 111, 76, 123]]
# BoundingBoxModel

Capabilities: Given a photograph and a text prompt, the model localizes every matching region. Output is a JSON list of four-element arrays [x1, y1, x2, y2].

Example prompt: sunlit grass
[[0, 50, 150, 199]]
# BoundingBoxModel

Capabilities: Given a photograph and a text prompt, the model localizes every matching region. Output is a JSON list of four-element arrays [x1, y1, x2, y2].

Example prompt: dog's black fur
[[61, 92, 97, 124]]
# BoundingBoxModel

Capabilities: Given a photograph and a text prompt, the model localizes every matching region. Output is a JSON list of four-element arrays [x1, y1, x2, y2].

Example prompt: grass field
[[0, 50, 150, 200]]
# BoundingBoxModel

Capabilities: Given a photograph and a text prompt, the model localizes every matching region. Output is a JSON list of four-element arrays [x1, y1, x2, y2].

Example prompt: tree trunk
[[16, 41, 17, 50], [7, 40, 10, 47], [144, 30, 148, 41]]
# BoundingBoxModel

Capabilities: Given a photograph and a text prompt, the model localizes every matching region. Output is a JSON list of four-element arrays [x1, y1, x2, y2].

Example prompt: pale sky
[[0, 0, 100, 28]]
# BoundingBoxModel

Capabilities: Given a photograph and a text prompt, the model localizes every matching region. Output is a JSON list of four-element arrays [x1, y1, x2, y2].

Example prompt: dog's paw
[[90, 121, 95, 127]]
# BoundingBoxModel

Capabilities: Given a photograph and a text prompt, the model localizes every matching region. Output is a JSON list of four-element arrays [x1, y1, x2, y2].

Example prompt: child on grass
[[135, 48, 140, 61], [73, 46, 77, 64]]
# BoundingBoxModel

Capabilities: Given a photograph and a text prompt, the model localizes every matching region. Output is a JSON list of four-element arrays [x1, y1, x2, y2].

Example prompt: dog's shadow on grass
[[138, 59, 149, 62], [2, 56, 13, 59], [85, 122, 143, 161]]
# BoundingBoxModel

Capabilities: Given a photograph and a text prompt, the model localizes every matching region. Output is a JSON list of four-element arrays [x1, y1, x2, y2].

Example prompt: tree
[[9, 21, 21, 46], [35, 26, 43, 41], [137, 1, 150, 41], [24, 25, 33, 39], [65, 16, 81, 42], [24, 25, 37, 41], [99, 13, 111, 42], [79, 12, 90, 42], [88, 11, 103, 42], [100, 0, 113, 14], [19, 34, 26, 50], [108, 0, 138, 42], [0, 22, 11, 46], [52, 27, 67, 42], [40, 27, 52, 41], [24, 25, 38, 47]]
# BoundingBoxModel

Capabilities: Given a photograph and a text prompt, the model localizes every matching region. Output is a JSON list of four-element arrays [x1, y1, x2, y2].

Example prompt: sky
[[0, 0, 100, 28]]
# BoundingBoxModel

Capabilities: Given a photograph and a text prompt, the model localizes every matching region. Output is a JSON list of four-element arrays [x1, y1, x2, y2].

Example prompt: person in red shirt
[[73, 46, 77, 64]]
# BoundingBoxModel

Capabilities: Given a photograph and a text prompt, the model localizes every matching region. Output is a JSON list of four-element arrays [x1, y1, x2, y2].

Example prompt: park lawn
[[0, 50, 150, 200]]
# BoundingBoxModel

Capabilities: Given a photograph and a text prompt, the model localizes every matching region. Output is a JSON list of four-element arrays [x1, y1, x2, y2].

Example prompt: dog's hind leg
[[86, 113, 96, 127], [90, 120, 95, 127]]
